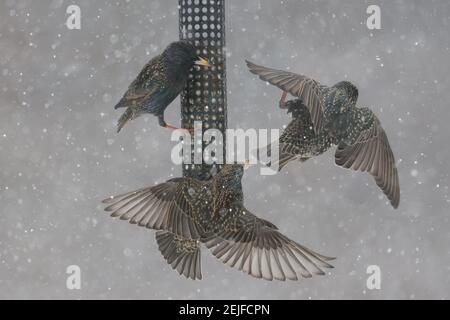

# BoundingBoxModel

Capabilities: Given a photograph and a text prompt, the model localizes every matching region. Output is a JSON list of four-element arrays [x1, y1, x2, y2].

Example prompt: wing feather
[[208, 208, 334, 281], [335, 113, 400, 208], [102, 179, 204, 239], [246, 60, 326, 133]]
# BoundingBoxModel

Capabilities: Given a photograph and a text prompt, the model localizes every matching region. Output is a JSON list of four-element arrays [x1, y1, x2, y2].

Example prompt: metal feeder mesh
[[179, 0, 227, 180]]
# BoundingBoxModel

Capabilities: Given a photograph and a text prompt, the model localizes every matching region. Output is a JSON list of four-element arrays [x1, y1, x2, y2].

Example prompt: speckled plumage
[[102, 164, 334, 281], [247, 60, 400, 209], [261, 99, 336, 170], [114, 41, 206, 132]]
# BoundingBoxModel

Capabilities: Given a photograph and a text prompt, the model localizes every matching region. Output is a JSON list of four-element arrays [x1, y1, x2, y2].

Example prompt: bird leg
[[165, 124, 192, 136], [164, 123, 180, 130], [158, 114, 191, 135], [279, 91, 289, 109]]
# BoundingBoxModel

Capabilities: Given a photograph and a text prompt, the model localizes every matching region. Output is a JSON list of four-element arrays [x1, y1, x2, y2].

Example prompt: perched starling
[[247, 61, 400, 209], [114, 41, 210, 133], [102, 164, 334, 281]]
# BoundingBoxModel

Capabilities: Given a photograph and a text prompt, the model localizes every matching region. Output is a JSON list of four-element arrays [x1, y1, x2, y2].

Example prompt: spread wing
[[155, 231, 202, 280], [335, 111, 400, 209], [102, 178, 206, 239], [246, 60, 327, 133], [206, 207, 335, 281]]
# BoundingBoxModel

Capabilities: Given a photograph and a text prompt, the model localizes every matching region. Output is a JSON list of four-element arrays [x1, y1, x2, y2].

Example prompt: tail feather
[[279, 154, 298, 171], [155, 231, 202, 280], [117, 108, 133, 133], [114, 97, 128, 110]]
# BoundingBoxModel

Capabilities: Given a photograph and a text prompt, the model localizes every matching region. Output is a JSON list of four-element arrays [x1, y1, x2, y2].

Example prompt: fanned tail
[[155, 231, 202, 280]]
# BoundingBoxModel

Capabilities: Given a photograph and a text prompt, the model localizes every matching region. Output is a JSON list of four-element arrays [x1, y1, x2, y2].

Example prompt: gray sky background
[[1, 0, 449, 299]]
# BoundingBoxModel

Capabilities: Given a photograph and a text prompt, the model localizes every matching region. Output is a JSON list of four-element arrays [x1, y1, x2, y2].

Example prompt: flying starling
[[102, 164, 334, 281], [247, 60, 400, 209], [114, 41, 210, 133]]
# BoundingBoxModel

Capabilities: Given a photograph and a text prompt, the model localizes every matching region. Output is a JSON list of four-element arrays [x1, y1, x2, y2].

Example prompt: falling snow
[[0, 0, 449, 299]]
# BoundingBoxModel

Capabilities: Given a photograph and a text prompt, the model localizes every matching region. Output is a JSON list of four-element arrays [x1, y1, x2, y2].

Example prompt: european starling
[[102, 164, 334, 281], [114, 41, 210, 133], [247, 61, 400, 209]]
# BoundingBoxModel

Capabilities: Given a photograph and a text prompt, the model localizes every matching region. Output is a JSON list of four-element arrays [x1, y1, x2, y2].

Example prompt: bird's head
[[165, 41, 211, 70], [334, 81, 359, 104]]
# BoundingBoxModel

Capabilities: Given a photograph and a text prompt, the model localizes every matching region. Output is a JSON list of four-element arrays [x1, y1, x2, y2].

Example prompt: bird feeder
[[178, 0, 227, 180]]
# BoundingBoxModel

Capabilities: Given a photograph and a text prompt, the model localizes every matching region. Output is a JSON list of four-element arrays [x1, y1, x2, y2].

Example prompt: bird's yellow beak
[[195, 56, 211, 68]]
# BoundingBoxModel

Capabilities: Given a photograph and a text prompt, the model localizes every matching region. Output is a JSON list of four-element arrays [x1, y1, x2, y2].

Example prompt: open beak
[[195, 56, 211, 68]]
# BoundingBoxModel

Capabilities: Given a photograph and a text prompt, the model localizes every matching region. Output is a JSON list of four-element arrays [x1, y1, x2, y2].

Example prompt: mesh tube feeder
[[179, 0, 227, 181]]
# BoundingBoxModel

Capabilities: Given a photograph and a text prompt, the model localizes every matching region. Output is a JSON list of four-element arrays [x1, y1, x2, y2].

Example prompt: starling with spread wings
[[102, 164, 334, 281], [247, 60, 400, 209], [114, 41, 210, 133]]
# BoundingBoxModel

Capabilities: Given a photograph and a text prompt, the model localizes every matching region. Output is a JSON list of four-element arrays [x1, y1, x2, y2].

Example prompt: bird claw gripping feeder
[[178, 0, 227, 181]]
